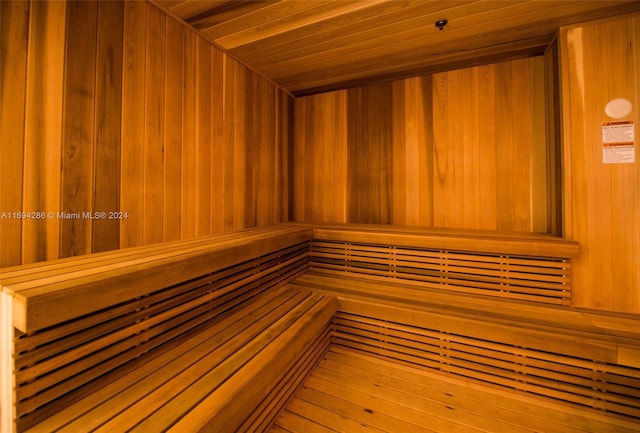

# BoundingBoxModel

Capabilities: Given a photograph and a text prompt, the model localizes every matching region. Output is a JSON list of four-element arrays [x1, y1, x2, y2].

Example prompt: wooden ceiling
[[152, 0, 640, 96]]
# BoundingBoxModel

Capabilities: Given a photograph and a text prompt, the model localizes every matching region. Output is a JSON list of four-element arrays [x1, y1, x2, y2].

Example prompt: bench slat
[[162, 295, 337, 433]]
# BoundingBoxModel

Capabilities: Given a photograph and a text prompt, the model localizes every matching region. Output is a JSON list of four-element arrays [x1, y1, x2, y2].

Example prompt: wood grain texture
[[293, 91, 348, 223], [560, 15, 640, 313], [143, 4, 166, 244], [294, 57, 551, 232], [272, 346, 640, 433], [93, 0, 124, 253], [347, 83, 393, 224], [121, 0, 147, 248], [0, 0, 29, 267], [2, 0, 292, 265], [20, 0, 66, 264], [153, 0, 640, 95], [163, 17, 184, 242], [60, 0, 98, 259]]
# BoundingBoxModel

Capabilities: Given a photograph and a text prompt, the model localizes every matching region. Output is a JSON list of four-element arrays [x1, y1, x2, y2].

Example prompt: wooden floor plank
[[283, 398, 388, 433], [295, 382, 440, 433], [306, 367, 518, 433], [272, 410, 341, 433], [273, 346, 640, 433], [334, 347, 640, 433]]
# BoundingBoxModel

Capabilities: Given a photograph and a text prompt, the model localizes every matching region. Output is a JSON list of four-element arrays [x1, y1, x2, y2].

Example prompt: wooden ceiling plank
[[256, 0, 555, 77], [231, 0, 480, 64], [259, 0, 640, 80], [239, 0, 518, 70], [153, 0, 640, 94], [280, 33, 548, 91], [188, 1, 288, 31], [215, 0, 388, 49], [197, 0, 326, 39], [165, 0, 229, 20]]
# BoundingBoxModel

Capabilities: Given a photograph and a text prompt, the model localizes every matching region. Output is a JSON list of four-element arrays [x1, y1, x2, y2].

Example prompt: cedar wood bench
[[2, 223, 639, 432], [1, 225, 336, 432]]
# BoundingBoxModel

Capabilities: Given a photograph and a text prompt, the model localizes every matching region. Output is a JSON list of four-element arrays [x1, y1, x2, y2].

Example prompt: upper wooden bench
[[2, 225, 312, 333], [305, 222, 580, 305], [1, 225, 337, 433]]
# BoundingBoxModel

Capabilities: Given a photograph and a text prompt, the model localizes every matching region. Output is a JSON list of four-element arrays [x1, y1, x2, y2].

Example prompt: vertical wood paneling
[[163, 18, 183, 242], [3, 0, 292, 266], [210, 48, 224, 234], [347, 83, 393, 224], [431, 71, 449, 227], [280, 90, 295, 222], [121, 0, 146, 248], [530, 56, 548, 233], [143, 5, 166, 244], [222, 56, 237, 232], [254, 77, 276, 227], [21, 0, 66, 263], [233, 62, 250, 230], [195, 36, 212, 237], [608, 18, 639, 313], [294, 91, 348, 222], [93, 0, 124, 253], [477, 65, 497, 229], [494, 61, 516, 231], [561, 15, 640, 313], [60, 0, 98, 259], [0, 0, 29, 267], [294, 57, 551, 231], [545, 38, 562, 236], [181, 28, 197, 239]]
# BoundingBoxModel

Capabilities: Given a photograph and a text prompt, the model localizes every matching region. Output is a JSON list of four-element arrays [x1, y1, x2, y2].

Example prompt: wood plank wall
[[0, 0, 293, 267], [294, 57, 552, 232], [561, 15, 640, 313]]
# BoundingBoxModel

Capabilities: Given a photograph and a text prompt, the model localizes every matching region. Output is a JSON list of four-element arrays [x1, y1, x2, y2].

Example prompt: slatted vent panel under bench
[[311, 240, 573, 305]]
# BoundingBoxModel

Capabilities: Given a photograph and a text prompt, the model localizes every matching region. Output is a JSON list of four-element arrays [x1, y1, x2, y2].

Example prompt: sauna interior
[[2, 1, 640, 432]]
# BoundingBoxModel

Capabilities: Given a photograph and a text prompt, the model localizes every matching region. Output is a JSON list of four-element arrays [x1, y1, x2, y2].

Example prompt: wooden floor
[[269, 346, 640, 433]]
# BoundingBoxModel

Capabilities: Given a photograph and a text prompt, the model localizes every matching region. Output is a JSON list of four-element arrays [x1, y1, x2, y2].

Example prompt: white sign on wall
[[602, 121, 635, 164]]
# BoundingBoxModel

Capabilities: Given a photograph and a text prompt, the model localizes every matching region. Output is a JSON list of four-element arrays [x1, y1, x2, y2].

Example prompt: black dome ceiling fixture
[[435, 19, 448, 31]]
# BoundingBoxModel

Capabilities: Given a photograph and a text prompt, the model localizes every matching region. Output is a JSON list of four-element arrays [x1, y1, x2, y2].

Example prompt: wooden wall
[[561, 15, 640, 313], [294, 57, 552, 232], [0, 0, 293, 267]]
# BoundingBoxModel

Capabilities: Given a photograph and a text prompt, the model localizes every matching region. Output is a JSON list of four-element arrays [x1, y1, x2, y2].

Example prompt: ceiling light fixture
[[435, 19, 448, 31]]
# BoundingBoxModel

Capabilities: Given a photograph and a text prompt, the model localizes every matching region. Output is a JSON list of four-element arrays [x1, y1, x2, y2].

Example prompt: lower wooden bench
[[287, 272, 640, 423], [1, 225, 332, 433], [25, 286, 336, 433]]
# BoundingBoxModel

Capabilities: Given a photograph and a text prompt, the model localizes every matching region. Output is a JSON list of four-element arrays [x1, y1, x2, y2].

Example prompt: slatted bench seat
[[283, 223, 640, 426], [1, 225, 337, 433]]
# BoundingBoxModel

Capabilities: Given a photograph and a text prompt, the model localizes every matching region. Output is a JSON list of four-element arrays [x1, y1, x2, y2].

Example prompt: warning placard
[[602, 121, 635, 164]]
